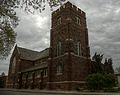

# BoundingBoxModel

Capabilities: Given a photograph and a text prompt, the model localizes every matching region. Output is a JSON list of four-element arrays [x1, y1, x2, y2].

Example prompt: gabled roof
[[17, 46, 49, 61], [20, 62, 48, 73]]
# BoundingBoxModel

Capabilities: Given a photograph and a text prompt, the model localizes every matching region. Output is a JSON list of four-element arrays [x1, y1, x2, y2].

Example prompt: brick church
[[7, 1, 92, 90]]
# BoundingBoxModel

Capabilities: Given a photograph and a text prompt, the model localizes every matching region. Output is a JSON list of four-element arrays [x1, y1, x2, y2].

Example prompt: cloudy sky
[[0, 0, 120, 74]]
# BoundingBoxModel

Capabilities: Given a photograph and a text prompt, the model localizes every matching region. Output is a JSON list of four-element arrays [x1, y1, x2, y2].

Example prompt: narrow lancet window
[[57, 42, 62, 56], [77, 42, 81, 56]]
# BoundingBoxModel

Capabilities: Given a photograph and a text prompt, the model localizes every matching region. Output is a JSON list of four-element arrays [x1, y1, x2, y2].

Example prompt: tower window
[[77, 42, 81, 56], [57, 17, 62, 25], [57, 42, 62, 56], [56, 64, 63, 75], [75, 17, 81, 25]]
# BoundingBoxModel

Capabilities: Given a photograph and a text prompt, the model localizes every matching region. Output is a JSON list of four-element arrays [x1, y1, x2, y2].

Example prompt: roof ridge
[[17, 46, 40, 53], [39, 48, 49, 53]]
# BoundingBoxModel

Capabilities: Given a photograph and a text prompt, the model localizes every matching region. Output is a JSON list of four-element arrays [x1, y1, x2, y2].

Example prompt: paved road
[[1, 90, 120, 95], [0, 90, 62, 95]]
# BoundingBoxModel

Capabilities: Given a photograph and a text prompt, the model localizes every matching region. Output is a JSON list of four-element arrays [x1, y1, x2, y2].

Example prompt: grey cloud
[[0, 58, 9, 75], [15, 7, 51, 51], [75, 0, 120, 68]]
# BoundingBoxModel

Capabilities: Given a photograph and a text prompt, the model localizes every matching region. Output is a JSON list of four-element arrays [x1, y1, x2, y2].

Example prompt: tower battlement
[[52, 1, 86, 17]]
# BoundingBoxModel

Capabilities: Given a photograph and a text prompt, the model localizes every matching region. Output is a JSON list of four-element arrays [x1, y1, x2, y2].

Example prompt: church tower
[[48, 2, 91, 90]]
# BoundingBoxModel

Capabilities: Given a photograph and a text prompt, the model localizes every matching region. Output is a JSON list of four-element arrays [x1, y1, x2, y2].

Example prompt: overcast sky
[[0, 0, 120, 74]]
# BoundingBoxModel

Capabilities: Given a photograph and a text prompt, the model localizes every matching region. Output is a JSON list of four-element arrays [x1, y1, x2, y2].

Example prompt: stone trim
[[53, 53, 68, 60], [47, 81, 86, 84], [71, 53, 91, 60]]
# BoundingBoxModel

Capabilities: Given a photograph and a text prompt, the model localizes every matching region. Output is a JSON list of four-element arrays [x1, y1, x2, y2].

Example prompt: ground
[[0, 90, 56, 95], [0, 89, 120, 95]]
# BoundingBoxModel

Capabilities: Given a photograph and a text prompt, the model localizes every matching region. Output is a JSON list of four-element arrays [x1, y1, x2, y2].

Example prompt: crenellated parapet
[[52, 1, 86, 17]]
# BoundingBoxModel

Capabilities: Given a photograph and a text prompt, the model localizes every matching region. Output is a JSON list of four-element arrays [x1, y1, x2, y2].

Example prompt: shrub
[[86, 73, 116, 90]]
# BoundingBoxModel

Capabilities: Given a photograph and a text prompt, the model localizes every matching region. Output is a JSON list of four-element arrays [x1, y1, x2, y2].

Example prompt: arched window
[[75, 17, 81, 25], [77, 42, 81, 56], [57, 17, 62, 25], [56, 64, 63, 75], [35, 70, 41, 78]]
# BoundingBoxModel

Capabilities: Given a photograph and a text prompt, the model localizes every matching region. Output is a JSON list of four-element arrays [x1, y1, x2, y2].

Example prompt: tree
[[87, 53, 115, 91], [91, 52, 104, 73], [1, 72, 5, 76], [0, 0, 19, 59], [0, 0, 66, 59], [115, 66, 120, 73], [91, 53, 114, 74], [104, 58, 114, 74], [19, 0, 66, 13]]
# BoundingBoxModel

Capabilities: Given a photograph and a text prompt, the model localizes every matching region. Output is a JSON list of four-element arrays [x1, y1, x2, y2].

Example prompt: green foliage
[[0, 0, 18, 59], [91, 53, 114, 74], [103, 74, 116, 88], [19, 0, 66, 13], [91, 53, 104, 74], [0, 25, 16, 58], [86, 73, 116, 90], [92, 52, 103, 64], [104, 87, 120, 92], [88, 53, 115, 91]]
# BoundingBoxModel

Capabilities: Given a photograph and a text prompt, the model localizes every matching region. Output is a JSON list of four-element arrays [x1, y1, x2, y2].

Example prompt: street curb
[[0, 89, 120, 95]]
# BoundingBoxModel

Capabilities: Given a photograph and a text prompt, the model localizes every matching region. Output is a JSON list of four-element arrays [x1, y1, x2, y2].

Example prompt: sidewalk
[[0, 88, 120, 95]]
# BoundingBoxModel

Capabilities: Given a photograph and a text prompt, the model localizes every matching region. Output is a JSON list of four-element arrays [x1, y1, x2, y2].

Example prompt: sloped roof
[[17, 47, 49, 61], [20, 62, 48, 73]]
